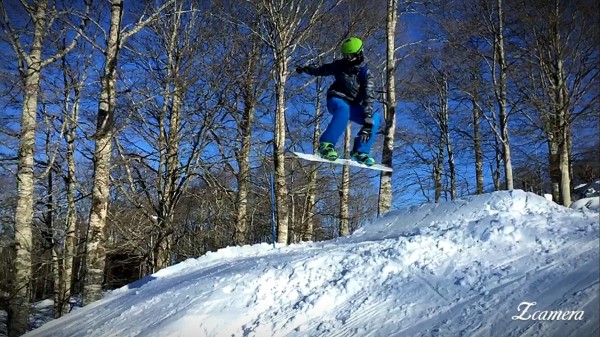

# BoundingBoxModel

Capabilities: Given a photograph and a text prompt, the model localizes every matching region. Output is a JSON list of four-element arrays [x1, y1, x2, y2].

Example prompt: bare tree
[[39, 23, 93, 318], [471, 91, 485, 194], [402, 46, 459, 203], [378, 0, 398, 214], [116, 0, 228, 270], [214, 4, 272, 246], [57, 63, 82, 317], [427, 68, 453, 202], [439, 74, 456, 200], [296, 87, 319, 241], [449, 42, 487, 195], [339, 125, 351, 236], [514, 0, 599, 206], [440, 0, 516, 192], [83, 0, 174, 305], [0, 1, 87, 334], [232, 37, 262, 245], [302, 77, 326, 241], [83, 0, 123, 306], [492, 0, 513, 190], [249, 0, 341, 244]]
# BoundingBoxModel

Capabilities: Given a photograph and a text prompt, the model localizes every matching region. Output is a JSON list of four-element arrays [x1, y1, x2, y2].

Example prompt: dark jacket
[[303, 59, 375, 118]]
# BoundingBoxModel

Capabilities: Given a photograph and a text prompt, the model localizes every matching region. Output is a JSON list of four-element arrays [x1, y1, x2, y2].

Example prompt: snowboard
[[293, 152, 393, 172]]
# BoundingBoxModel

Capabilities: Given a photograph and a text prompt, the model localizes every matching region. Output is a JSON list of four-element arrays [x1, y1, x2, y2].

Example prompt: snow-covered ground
[[571, 197, 600, 212], [23, 190, 599, 337]]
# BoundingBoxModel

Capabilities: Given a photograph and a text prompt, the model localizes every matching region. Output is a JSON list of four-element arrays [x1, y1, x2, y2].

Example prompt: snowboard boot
[[318, 142, 338, 161], [351, 151, 375, 166]]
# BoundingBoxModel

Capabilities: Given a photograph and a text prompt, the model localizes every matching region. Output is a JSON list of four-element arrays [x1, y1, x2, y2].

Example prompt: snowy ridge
[[571, 197, 600, 211], [24, 190, 599, 337]]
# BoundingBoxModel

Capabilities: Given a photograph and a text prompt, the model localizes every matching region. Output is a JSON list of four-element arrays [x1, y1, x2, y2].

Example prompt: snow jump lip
[[22, 191, 599, 337]]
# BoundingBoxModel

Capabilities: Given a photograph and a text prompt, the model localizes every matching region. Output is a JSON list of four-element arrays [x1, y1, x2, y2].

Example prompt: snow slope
[[24, 191, 599, 337], [571, 197, 600, 212]]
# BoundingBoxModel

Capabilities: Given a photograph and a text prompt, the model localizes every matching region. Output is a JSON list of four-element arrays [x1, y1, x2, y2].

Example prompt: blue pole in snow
[[270, 173, 277, 248]]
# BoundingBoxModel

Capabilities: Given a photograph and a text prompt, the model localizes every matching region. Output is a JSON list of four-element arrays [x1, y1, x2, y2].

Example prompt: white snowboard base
[[293, 152, 393, 173]]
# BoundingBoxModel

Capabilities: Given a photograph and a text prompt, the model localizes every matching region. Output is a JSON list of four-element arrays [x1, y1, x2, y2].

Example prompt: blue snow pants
[[319, 97, 380, 154]]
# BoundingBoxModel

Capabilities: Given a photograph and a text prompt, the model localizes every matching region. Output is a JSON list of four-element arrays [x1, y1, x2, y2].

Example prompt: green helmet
[[341, 37, 363, 55]]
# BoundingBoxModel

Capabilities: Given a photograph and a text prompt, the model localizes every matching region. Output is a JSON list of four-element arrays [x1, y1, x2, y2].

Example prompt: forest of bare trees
[[0, 0, 597, 336]]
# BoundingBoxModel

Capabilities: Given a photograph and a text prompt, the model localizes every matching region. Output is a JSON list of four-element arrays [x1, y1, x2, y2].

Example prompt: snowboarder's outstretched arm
[[295, 62, 336, 76]]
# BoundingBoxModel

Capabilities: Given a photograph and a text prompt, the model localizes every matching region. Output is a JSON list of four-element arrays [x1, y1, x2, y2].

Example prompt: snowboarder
[[296, 37, 380, 166]]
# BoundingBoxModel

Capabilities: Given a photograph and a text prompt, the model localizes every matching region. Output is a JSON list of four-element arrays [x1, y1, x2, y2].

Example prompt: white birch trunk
[[442, 88, 456, 200], [303, 80, 323, 242], [496, 0, 514, 190], [434, 140, 445, 203], [339, 126, 351, 237], [234, 102, 253, 245], [83, 0, 123, 305], [256, 0, 334, 244], [379, 0, 398, 215], [234, 39, 260, 245], [472, 96, 484, 194], [83, 0, 175, 301], [556, 55, 571, 206], [155, 13, 184, 268], [559, 135, 571, 206], [274, 54, 290, 244], [9, 2, 48, 335], [61, 90, 79, 316]]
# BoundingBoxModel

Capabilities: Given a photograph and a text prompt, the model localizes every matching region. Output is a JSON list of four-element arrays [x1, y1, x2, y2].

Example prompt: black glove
[[295, 66, 305, 74], [358, 117, 374, 142]]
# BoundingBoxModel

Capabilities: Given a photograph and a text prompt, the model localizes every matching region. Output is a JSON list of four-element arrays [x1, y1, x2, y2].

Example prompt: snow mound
[[571, 197, 600, 212], [24, 190, 599, 337]]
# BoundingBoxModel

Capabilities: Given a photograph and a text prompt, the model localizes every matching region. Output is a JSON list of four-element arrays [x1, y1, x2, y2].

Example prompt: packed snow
[[23, 190, 600, 337], [571, 197, 600, 212]]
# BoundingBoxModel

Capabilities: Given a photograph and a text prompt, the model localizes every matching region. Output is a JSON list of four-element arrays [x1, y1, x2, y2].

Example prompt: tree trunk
[[559, 136, 571, 206], [434, 139, 445, 203], [563, 125, 573, 205], [154, 220, 173, 270], [548, 134, 561, 202], [153, 6, 187, 268], [234, 102, 254, 245], [472, 97, 484, 194], [274, 53, 290, 244], [9, 2, 48, 335], [528, 0, 578, 206], [290, 192, 297, 243], [339, 126, 351, 237], [379, 0, 398, 216], [61, 87, 79, 316], [495, 0, 514, 190], [556, 55, 571, 206], [440, 78, 455, 200], [156, 67, 184, 270], [558, 118, 571, 206], [302, 79, 323, 242], [444, 115, 456, 200], [234, 37, 260, 245], [492, 137, 502, 191], [83, 0, 123, 305], [255, 0, 332, 244], [303, 171, 317, 241], [45, 160, 63, 319]]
